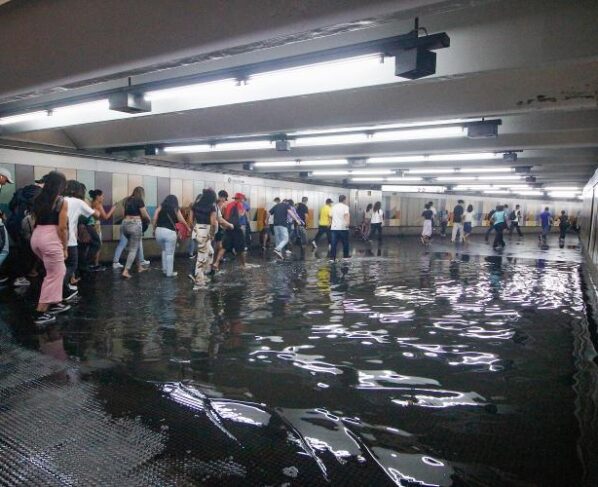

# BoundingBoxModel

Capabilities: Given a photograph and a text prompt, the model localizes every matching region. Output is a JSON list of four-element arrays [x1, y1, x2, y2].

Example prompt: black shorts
[[214, 229, 224, 242], [223, 228, 245, 253], [269, 224, 274, 235]]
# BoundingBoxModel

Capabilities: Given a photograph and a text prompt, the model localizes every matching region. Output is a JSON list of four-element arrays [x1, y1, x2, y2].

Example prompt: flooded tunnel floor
[[0, 234, 595, 486]]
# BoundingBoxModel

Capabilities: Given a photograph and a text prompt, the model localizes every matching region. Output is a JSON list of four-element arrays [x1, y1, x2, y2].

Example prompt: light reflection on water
[[10, 248, 588, 486]]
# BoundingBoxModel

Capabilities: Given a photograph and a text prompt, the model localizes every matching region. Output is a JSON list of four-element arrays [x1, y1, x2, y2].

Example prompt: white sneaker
[[166, 272, 178, 277], [311, 241, 317, 250], [13, 277, 30, 287], [112, 262, 124, 269], [285, 250, 292, 256], [141, 260, 150, 266]]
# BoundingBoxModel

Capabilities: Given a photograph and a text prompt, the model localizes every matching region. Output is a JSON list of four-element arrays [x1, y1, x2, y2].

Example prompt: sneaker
[[166, 272, 178, 277], [187, 274, 195, 282], [64, 289, 78, 302], [34, 312, 56, 325], [68, 284, 78, 292], [311, 241, 317, 250], [47, 303, 71, 315], [285, 250, 292, 256], [193, 284, 207, 291], [141, 260, 150, 266], [0, 276, 8, 284], [13, 277, 30, 287], [112, 262, 124, 269], [189, 254, 196, 259], [273, 249, 283, 260]]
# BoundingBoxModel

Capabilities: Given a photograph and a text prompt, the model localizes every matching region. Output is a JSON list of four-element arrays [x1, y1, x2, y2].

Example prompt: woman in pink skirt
[[30, 171, 70, 325]]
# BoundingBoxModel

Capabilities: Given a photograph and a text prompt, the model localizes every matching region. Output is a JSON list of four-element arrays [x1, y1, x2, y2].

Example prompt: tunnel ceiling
[[0, 0, 597, 190]]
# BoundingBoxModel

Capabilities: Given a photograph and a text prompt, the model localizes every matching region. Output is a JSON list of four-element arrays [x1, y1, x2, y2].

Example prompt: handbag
[[166, 212, 189, 240]]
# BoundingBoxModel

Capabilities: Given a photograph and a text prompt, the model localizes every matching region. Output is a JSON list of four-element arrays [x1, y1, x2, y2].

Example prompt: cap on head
[[234, 192, 246, 200], [0, 167, 14, 184]]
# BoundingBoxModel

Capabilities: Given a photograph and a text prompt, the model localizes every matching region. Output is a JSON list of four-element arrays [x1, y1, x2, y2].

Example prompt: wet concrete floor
[[1, 233, 597, 486]]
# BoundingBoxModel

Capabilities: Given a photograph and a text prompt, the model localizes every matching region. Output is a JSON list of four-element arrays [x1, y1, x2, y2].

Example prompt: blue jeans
[[113, 224, 144, 263], [0, 224, 8, 270], [331, 230, 349, 260], [155, 226, 177, 276], [274, 225, 289, 252]]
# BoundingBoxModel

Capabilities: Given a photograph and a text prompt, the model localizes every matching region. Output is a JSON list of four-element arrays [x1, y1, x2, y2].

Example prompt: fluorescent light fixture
[[351, 176, 422, 182], [548, 191, 579, 198], [459, 167, 513, 173], [406, 168, 456, 174], [294, 133, 369, 147], [427, 152, 501, 161], [310, 170, 350, 176], [543, 186, 580, 191], [351, 169, 395, 175], [518, 190, 544, 196], [454, 185, 493, 190], [436, 176, 477, 181], [212, 140, 273, 151], [477, 175, 522, 181], [483, 190, 511, 194], [312, 169, 395, 176], [0, 110, 48, 125], [253, 161, 297, 168], [298, 159, 348, 166], [145, 79, 239, 102], [164, 144, 212, 154], [372, 126, 465, 142], [382, 185, 446, 193], [368, 155, 427, 164]]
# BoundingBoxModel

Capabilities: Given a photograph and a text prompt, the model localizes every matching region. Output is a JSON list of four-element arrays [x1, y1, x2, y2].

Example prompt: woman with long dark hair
[[88, 189, 115, 268], [30, 171, 70, 325], [152, 194, 190, 277], [362, 203, 373, 240], [121, 186, 151, 278], [370, 201, 384, 243], [191, 189, 218, 290]]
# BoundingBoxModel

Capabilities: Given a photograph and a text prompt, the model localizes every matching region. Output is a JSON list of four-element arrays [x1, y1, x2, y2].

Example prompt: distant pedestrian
[[490, 204, 507, 250], [509, 204, 523, 237], [438, 208, 448, 237], [311, 199, 333, 250], [539, 207, 552, 244], [463, 204, 474, 242], [369, 201, 384, 243], [330, 195, 350, 261], [361, 203, 373, 240], [421, 203, 433, 245], [558, 210, 569, 247], [451, 200, 465, 243]]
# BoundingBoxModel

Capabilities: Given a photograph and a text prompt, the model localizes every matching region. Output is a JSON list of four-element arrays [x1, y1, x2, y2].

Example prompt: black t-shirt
[[156, 207, 177, 230], [270, 202, 290, 227], [422, 209, 433, 220], [36, 197, 63, 226], [296, 203, 308, 222], [453, 204, 464, 223], [124, 197, 145, 216], [193, 204, 215, 224]]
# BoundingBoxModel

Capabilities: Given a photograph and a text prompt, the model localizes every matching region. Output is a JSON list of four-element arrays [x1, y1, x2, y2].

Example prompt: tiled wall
[[0, 148, 582, 241], [580, 169, 598, 265]]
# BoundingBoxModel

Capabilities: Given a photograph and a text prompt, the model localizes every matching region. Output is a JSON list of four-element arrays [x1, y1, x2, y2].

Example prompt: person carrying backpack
[[508, 204, 523, 237]]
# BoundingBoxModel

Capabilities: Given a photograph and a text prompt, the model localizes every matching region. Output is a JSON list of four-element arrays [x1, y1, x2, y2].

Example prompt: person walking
[[438, 208, 449, 238], [121, 187, 151, 279], [451, 200, 465, 243], [217, 193, 248, 267], [270, 199, 302, 259], [539, 207, 552, 244], [509, 204, 523, 237], [311, 199, 333, 250], [485, 207, 496, 243], [262, 197, 279, 250], [361, 203, 373, 241], [369, 201, 384, 243], [421, 203, 433, 245], [293, 199, 308, 251], [191, 189, 218, 290], [330, 195, 350, 261], [0, 168, 13, 284], [211, 190, 234, 271], [88, 189, 116, 267], [29, 171, 70, 325], [558, 210, 569, 247], [153, 195, 190, 277], [490, 204, 507, 250], [463, 204, 474, 242]]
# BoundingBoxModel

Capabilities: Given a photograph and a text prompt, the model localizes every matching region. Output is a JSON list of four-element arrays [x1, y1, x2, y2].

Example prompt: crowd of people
[[420, 199, 573, 250], [0, 167, 577, 326]]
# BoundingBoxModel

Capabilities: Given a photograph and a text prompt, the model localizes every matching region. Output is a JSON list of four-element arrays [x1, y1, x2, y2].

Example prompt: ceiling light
[[351, 176, 423, 182], [518, 190, 545, 196], [212, 140, 273, 151], [543, 186, 580, 191], [548, 191, 580, 198], [164, 144, 212, 154], [371, 126, 465, 142], [382, 185, 446, 193], [427, 152, 501, 161], [436, 176, 477, 181], [352, 169, 395, 175], [145, 79, 239, 102], [459, 167, 513, 173], [294, 133, 369, 147], [312, 169, 395, 176], [477, 175, 522, 181], [253, 161, 297, 168], [368, 155, 427, 164], [406, 168, 455, 174], [483, 190, 511, 194], [453, 185, 493, 190], [386, 176, 423, 182], [0, 110, 49, 125], [310, 170, 350, 176]]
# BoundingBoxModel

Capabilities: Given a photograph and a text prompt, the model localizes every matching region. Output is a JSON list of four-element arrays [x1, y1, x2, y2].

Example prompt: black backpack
[[5, 185, 40, 240], [509, 210, 516, 221]]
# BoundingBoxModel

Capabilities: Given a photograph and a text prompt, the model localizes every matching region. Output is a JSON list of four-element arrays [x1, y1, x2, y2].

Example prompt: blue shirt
[[493, 210, 506, 224], [239, 201, 250, 225], [540, 211, 551, 227]]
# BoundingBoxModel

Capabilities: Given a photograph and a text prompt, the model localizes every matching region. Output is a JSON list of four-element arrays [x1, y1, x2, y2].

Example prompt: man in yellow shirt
[[311, 198, 333, 250]]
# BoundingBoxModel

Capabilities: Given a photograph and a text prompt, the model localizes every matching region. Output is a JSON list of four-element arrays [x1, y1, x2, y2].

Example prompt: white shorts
[[422, 220, 432, 237]]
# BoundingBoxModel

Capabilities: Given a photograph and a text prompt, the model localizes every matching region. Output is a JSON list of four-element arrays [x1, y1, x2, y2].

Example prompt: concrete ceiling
[[0, 0, 597, 188]]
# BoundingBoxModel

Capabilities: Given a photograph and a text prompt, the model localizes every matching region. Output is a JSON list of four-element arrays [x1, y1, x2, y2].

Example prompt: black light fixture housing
[[109, 92, 151, 114], [466, 120, 501, 138]]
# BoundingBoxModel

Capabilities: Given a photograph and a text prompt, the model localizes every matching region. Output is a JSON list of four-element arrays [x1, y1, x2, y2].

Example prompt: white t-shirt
[[267, 205, 275, 225], [464, 211, 474, 223], [429, 206, 437, 217], [371, 209, 384, 224], [65, 197, 95, 247], [331, 203, 350, 230]]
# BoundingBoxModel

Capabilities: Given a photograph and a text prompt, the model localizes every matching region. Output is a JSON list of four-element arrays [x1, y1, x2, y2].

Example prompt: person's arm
[[58, 200, 69, 258], [218, 208, 234, 230], [140, 206, 151, 223], [344, 208, 350, 227], [152, 205, 161, 230], [327, 208, 332, 227], [176, 209, 191, 232], [209, 211, 218, 238], [288, 208, 302, 225]]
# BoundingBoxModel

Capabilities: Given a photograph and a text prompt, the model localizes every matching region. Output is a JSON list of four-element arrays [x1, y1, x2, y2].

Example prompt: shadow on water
[[0, 236, 596, 485]]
